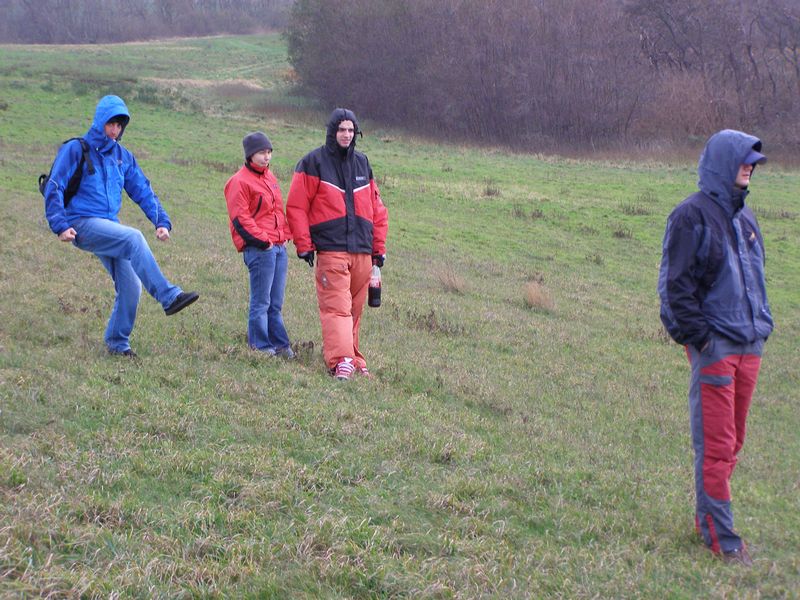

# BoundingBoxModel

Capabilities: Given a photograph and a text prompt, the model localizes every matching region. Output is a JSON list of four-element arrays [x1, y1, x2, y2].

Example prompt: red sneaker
[[333, 358, 355, 381]]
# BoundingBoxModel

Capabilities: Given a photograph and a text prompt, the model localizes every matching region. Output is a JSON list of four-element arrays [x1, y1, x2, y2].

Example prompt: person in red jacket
[[286, 108, 388, 380], [224, 131, 294, 357]]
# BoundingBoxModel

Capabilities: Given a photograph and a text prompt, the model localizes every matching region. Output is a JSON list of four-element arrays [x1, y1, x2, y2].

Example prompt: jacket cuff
[[249, 239, 271, 250], [690, 330, 711, 350]]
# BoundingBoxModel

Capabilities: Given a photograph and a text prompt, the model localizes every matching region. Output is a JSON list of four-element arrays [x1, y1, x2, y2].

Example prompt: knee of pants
[[120, 279, 143, 299], [106, 259, 143, 297], [122, 228, 148, 255], [318, 290, 353, 317], [702, 458, 734, 501], [249, 299, 271, 315]]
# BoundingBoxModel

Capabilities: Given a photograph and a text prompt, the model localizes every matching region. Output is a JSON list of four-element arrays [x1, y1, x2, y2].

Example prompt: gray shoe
[[276, 346, 296, 359], [108, 348, 138, 359], [722, 545, 753, 567]]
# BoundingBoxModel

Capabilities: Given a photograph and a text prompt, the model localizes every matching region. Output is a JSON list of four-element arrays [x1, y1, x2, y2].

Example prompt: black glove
[[372, 254, 385, 268], [298, 251, 315, 267]]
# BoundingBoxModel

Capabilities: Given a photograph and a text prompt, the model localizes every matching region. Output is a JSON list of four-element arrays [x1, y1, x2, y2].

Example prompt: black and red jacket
[[286, 109, 388, 255], [224, 163, 291, 252]]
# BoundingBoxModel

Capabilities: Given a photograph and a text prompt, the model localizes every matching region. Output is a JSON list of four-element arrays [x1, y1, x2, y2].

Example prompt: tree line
[[286, 0, 800, 150], [0, 0, 292, 43]]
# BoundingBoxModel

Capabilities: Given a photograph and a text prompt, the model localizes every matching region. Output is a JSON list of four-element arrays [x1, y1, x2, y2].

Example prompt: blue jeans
[[72, 218, 182, 352], [243, 244, 290, 353]]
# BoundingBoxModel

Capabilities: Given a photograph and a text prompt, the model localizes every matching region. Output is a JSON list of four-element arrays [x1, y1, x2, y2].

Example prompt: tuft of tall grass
[[523, 280, 555, 312], [483, 178, 501, 197], [512, 204, 545, 220], [620, 203, 652, 216], [435, 268, 467, 294], [586, 252, 604, 265], [613, 227, 634, 239], [751, 206, 796, 220], [402, 308, 465, 336], [635, 190, 658, 203], [166, 157, 239, 173]]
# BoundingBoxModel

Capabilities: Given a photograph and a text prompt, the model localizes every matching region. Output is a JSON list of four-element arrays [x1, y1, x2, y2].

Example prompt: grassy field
[[1, 34, 799, 598]]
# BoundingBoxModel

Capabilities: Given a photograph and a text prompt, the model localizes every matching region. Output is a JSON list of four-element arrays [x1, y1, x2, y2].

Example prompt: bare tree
[[755, 0, 800, 97], [0, 0, 292, 43]]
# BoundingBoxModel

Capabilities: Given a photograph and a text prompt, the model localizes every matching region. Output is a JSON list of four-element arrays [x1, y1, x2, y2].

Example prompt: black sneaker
[[109, 348, 138, 358], [165, 291, 199, 315]]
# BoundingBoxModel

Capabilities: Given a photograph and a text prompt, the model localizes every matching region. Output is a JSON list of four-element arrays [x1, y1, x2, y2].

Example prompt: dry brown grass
[[435, 268, 467, 295], [144, 77, 265, 91], [523, 280, 554, 312]]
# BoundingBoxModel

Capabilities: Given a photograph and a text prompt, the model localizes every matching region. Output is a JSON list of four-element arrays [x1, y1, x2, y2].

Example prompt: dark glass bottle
[[368, 265, 381, 307]]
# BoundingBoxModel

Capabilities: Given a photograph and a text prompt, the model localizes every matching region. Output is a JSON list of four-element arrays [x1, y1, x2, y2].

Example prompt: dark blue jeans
[[243, 244, 290, 353]]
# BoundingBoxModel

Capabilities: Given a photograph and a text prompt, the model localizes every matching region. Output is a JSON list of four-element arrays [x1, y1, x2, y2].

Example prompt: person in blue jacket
[[44, 95, 199, 357], [658, 129, 773, 567]]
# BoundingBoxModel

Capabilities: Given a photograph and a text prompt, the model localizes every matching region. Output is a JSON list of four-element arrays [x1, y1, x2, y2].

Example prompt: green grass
[[2, 34, 800, 598]]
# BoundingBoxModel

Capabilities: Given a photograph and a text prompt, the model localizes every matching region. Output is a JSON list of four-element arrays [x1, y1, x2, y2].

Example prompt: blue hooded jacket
[[44, 95, 171, 235], [658, 129, 774, 347]]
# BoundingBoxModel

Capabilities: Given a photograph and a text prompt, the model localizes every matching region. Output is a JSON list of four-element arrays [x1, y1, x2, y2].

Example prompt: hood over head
[[87, 95, 130, 148], [698, 129, 766, 211], [325, 107, 360, 154]]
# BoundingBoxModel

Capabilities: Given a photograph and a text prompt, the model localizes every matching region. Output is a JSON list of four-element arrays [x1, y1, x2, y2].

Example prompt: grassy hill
[[1, 34, 799, 598]]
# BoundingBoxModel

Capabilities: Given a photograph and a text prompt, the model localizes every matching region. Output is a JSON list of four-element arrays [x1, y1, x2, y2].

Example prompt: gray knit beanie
[[243, 131, 273, 161]]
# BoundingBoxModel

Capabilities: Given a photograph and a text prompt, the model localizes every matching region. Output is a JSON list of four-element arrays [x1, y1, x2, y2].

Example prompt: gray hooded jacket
[[658, 129, 774, 347]]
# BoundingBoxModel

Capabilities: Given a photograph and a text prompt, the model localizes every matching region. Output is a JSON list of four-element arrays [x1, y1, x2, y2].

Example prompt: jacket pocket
[[251, 195, 263, 217]]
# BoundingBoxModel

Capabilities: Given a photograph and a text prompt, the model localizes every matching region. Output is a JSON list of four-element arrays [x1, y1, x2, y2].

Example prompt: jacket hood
[[87, 95, 130, 149], [697, 129, 763, 212], [325, 108, 359, 154]]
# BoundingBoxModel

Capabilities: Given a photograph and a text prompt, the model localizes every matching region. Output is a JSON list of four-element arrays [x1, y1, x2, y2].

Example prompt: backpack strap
[[77, 138, 95, 175], [39, 137, 96, 207], [62, 137, 94, 207]]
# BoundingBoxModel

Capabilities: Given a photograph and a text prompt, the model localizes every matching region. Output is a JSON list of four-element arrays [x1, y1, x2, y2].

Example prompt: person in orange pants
[[286, 108, 388, 380], [315, 252, 372, 376]]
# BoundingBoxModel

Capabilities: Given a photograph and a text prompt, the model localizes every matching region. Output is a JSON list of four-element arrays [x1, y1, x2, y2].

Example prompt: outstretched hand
[[156, 227, 170, 241]]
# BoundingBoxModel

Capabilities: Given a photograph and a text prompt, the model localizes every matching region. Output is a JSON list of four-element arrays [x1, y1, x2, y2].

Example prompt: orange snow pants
[[315, 251, 372, 370]]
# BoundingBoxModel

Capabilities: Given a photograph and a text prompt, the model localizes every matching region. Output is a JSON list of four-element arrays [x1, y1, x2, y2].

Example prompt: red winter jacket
[[224, 163, 291, 252], [286, 109, 388, 255]]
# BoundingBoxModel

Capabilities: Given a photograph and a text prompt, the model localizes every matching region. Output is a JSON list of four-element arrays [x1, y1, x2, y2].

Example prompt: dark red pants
[[686, 334, 763, 554]]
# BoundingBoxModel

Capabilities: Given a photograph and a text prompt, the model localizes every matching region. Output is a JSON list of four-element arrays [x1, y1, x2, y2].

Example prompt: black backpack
[[38, 138, 95, 207]]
